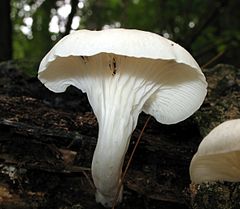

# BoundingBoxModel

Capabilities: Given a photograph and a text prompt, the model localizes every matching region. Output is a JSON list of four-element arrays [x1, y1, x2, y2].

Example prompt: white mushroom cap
[[38, 28, 207, 207], [190, 119, 240, 184]]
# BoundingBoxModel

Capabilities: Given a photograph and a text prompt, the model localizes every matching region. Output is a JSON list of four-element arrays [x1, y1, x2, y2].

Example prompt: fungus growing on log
[[190, 119, 240, 184], [38, 28, 207, 207]]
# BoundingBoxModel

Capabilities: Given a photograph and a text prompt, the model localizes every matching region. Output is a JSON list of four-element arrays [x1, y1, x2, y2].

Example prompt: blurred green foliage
[[11, 0, 240, 74]]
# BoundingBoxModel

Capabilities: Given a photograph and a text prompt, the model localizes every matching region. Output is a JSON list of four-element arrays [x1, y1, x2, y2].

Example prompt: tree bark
[[0, 0, 12, 61]]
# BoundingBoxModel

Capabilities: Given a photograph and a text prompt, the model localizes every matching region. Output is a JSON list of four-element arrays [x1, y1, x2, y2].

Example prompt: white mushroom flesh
[[38, 29, 207, 207], [190, 119, 240, 184]]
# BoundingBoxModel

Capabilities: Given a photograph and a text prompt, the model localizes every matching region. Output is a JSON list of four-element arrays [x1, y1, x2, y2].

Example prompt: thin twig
[[82, 170, 95, 189], [112, 116, 151, 209], [201, 51, 225, 68]]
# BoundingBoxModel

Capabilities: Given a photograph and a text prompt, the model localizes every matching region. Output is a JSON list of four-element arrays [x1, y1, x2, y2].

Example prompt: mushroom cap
[[190, 119, 240, 184], [38, 28, 207, 125], [39, 29, 201, 73]]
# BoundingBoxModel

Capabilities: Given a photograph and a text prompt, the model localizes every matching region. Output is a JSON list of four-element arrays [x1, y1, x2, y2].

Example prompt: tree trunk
[[63, 0, 79, 36], [0, 0, 12, 61]]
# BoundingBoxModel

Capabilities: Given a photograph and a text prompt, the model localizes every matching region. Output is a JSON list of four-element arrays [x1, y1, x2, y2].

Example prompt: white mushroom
[[190, 119, 240, 184], [38, 28, 207, 207]]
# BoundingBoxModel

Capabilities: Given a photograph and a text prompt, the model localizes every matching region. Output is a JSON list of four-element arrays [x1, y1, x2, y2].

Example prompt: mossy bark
[[190, 64, 240, 209], [196, 64, 240, 136], [190, 182, 240, 209]]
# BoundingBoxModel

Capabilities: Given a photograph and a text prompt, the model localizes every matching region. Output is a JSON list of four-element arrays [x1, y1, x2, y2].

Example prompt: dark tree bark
[[0, 0, 12, 61], [63, 0, 79, 36]]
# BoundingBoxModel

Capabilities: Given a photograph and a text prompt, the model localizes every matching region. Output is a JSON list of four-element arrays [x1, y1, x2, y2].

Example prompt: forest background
[[0, 0, 240, 72]]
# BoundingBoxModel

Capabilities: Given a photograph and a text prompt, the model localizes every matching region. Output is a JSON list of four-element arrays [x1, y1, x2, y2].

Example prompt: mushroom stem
[[112, 115, 152, 208], [91, 101, 137, 207]]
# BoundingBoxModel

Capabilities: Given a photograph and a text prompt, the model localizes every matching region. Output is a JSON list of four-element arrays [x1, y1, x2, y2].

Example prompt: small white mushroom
[[190, 119, 240, 184], [38, 29, 207, 207]]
